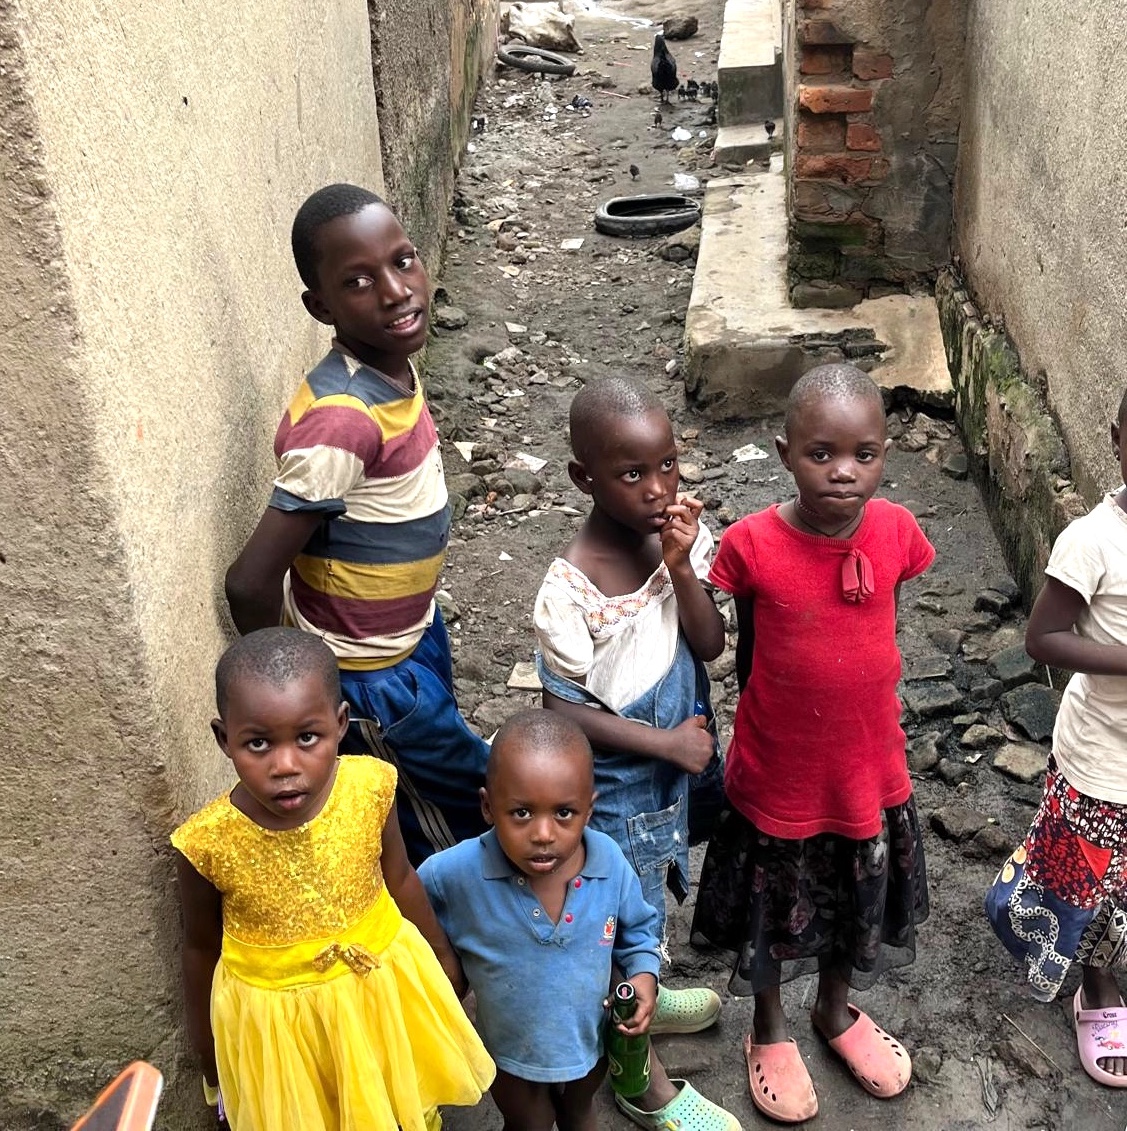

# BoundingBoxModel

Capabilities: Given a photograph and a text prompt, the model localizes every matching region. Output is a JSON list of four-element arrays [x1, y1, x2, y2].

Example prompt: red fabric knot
[[841, 549, 874, 603]]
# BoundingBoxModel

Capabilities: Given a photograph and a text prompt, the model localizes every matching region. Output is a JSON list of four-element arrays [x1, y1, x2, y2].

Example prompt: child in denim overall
[[533, 379, 738, 1131]]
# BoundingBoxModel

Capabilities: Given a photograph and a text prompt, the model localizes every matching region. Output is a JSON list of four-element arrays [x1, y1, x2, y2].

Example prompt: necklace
[[793, 497, 864, 539]]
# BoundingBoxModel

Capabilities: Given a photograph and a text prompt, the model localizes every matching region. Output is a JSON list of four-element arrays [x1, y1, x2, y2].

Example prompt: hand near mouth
[[660, 493, 703, 572]]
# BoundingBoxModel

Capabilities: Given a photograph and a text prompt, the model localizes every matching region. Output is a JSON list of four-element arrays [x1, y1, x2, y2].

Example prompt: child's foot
[[1074, 986, 1127, 1085], [812, 1005, 911, 1098], [614, 1078, 744, 1130], [649, 984, 722, 1034]]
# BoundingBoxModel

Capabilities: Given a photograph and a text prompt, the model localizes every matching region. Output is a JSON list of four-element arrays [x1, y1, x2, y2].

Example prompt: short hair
[[215, 627, 341, 717], [486, 709, 593, 789], [291, 183, 388, 290], [568, 378, 667, 463], [785, 363, 885, 435], [1118, 387, 1127, 425]]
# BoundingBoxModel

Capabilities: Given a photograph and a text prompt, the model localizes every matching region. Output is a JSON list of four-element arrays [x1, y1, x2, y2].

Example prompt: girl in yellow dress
[[172, 627, 494, 1130]]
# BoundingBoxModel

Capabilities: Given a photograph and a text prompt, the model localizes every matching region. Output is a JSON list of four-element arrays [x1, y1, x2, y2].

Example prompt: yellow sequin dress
[[171, 756, 494, 1131]]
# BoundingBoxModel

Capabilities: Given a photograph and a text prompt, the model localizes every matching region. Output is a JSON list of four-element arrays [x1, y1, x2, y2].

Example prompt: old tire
[[594, 194, 702, 238], [496, 44, 577, 76]]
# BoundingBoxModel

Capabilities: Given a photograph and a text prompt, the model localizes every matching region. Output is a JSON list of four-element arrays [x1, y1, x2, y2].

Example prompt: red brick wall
[[786, 0, 964, 306]]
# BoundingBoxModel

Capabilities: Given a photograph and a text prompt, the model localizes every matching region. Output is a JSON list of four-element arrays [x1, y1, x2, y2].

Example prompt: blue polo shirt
[[419, 828, 661, 1083]]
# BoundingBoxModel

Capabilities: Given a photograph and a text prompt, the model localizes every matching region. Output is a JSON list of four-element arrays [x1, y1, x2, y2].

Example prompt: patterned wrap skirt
[[690, 799, 929, 996], [986, 759, 1127, 1002]]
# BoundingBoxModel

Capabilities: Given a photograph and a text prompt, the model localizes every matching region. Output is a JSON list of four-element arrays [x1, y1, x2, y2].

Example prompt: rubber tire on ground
[[594, 194, 702, 238], [495, 44, 577, 76]]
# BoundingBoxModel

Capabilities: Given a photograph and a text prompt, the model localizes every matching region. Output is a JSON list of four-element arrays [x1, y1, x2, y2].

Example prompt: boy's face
[[776, 393, 891, 527], [480, 741, 594, 879], [212, 673, 349, 831], [302, 204, 430, 376], [569, 408, 680, 535]]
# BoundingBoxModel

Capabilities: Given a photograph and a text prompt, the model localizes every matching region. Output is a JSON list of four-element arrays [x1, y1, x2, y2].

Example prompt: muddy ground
[[423, 3, 1127, 1128]]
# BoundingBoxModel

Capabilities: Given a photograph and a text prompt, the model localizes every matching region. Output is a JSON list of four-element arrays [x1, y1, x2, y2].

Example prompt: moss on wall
[[936, 269, 1088, 602]]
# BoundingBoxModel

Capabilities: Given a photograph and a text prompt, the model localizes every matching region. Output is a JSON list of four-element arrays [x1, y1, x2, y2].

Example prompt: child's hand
[[660, 495, 703, 574], [663, 716, 714, 774], [615, 974, 658, 1036]]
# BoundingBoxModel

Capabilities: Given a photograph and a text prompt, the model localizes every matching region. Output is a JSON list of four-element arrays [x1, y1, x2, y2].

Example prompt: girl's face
[[776, 394, 891, 528], [569, 409, 680, 535], [211, 673, 349, 831]]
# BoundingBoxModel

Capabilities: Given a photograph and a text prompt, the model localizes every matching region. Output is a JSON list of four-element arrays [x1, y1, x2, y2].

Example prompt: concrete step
[[717, 0, 783, 128], [713, 123, 779, 166], [683, 157, 952, 419]]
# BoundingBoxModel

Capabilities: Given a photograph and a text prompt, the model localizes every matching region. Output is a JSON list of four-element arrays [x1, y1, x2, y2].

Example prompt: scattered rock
[[991, 576, 1022, 604], [941, 451, 969, 480], [912, 412, 950, 440], [999, 684, 1061, 743], [913, 1046, 944, 1085], [898, 430, 930, 453], [915, 595, 948, 616], [965, 824, 1012, 861], [987, 644, 1037, 689], [483, 472, 515, 497], [930, 804, 988, 842], [952, 712, 985, 727], [446, 471, 487, 500], [435, 589, 462, 624], [967, 677, 1004, 704], [907, 732, 943, 773], [507, 661, 542, 690], [707, 649, 736, 682], [902, 681, 963, 718], [974, 588, 1013, 617], [662, 14, 699, 39], [929, 627, 966, 654], [960, 724, 1005, 750], [961, 611, 1001, 635], [473, 697, 518, 736], [904, 654, 953, 682], [433, 304, 469, 330], [679, 463, 705, 484], [885, 413, 906, 439], [659, 225, 701, 263], [993, 742, 1048, 784], [505, 468, 543, 496], [937, 758, 973, 786], [993, 1037, 1054, 1080]]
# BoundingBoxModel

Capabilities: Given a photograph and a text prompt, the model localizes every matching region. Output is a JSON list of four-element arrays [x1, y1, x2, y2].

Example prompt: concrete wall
[[370, 0, 499, 268], [954, 2, 1125, 505], [786, 0, 966, 304], [0, 0, 384, 1126]]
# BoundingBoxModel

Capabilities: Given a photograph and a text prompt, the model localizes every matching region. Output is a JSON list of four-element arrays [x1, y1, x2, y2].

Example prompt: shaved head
[[785, 364, 885, 437], [486, 709, 594, 791], [215, 627, 340, 717], [569, 378, 667, 464]]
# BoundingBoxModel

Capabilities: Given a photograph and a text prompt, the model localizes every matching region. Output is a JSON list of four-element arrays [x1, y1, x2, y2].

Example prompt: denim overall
[[537, 634, 723, 939]]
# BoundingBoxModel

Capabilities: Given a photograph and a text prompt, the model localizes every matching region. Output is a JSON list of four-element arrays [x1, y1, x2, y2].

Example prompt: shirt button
[[564, 913, 573, 923], [516, 877, 526, 886], [532, 909, 541, 917], [574, 878, 582, 888]]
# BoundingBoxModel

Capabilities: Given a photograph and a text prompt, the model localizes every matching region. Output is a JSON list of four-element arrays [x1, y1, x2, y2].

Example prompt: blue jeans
[[538, 634, 721, 940], [340, 610, 490, 865]]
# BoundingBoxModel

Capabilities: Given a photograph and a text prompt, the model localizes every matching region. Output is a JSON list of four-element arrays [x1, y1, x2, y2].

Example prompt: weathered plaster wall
[[954, 2, 1125, 505], [0, 0, 383, 1126], [786, 0, 966, 305], [370, 0, 499, 268]]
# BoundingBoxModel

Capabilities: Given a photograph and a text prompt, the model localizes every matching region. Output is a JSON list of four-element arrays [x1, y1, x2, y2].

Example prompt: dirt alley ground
[[417, 3, 1127, 1128]]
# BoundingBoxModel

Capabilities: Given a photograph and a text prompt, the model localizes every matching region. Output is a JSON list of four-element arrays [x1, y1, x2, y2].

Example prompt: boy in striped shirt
[[225, 183, 489, 864]]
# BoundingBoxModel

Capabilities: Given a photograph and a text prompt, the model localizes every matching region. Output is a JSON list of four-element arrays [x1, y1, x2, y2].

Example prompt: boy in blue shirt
[[420, 710, 741, 1131]]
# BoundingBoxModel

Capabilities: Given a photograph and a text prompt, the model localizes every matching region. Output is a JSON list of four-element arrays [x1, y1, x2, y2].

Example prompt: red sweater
[[710, 500, 935, 839]]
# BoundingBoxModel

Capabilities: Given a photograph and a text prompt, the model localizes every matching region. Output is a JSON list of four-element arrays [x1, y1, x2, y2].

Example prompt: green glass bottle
[[606, 981, 651, 1099]]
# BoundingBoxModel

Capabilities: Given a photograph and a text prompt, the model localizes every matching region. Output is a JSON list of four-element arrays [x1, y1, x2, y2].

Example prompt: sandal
[[818, 1005, 910, 1098], [1073, 987, 1127, 1087], [743, 1035, 818, 1123], [614, 1078, 743, 1130], [649, 984, 722, 1035]]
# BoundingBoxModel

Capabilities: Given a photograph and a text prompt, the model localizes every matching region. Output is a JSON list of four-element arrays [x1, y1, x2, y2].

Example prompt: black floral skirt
[[690, 799, 929, 996]]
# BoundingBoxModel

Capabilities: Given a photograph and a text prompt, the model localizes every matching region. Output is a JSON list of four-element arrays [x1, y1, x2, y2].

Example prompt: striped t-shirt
[[270, 344, 449, 669]]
